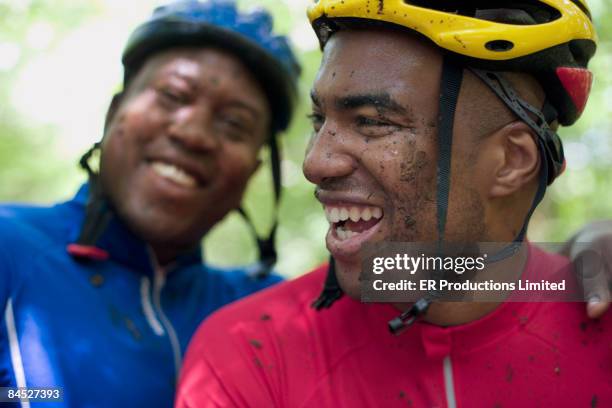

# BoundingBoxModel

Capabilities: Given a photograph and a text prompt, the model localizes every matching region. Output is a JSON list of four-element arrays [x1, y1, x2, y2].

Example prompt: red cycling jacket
[[177, 246, 611, 407]]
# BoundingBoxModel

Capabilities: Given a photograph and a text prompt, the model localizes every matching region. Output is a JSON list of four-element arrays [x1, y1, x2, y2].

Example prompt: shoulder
[[528, 300, 612, 341], [0, 198, 79, 246], [0, 198, 80, 293], [524, 247, 611, 351], [176, 262, 285, 321], [0, 203, 57, 265], [196, 265, 327, 337], [184, 265, 329, 367], [527, 244, 572, 271], [0, 203, 53, 306], [178, 265, 329, 406], [0, 202, 74, 269]]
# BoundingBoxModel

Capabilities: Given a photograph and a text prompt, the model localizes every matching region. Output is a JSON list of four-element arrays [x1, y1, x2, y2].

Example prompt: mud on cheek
[[389, 148, 437, 242]]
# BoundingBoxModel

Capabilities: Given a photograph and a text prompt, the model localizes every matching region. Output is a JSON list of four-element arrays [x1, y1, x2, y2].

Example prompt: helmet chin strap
[[68, 142, 114, 261], [312, 257, 343, 309], [388, 56, 464, 335], [238, 134, 282, 279]]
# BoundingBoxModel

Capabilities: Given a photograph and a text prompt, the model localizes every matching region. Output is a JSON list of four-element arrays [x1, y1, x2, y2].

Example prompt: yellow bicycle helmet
[[308, 0, 596, 125]]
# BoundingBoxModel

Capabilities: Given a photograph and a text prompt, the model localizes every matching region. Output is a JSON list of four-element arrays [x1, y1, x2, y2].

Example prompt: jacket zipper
[[152, 265, 183, 383], [443, 355, 458, 408], [140, 277, 165, 336]]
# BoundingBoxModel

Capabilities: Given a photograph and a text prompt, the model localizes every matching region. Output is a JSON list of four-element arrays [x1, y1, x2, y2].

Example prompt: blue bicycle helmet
[[122, 0, 301, 134]]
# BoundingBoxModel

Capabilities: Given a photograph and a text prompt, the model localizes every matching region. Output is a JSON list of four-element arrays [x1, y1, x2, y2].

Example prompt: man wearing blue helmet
[[0, 1, 299, 406]]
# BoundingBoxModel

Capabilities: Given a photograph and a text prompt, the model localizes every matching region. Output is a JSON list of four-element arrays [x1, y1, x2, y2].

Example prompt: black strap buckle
[[388, 298, 431, 335]]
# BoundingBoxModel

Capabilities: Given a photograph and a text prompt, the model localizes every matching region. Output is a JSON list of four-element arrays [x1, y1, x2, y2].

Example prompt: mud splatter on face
[[404, 215, 417, 230], [400, 149, 428, 184]]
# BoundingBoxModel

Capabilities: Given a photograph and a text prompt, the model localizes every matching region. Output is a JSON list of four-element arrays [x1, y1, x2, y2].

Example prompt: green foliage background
[[1, 0, 611, 278]]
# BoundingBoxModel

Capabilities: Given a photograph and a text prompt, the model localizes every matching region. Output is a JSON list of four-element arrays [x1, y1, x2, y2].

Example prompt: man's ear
[[489, 121, 540, 198], [103, 92, 125, 134]]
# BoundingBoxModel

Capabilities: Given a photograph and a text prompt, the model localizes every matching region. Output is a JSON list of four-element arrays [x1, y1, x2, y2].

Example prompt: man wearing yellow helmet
[[177, 2, 610, 407]]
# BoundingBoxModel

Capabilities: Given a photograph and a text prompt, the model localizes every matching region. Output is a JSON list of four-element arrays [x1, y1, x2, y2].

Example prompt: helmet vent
[[569, 0, 592, 20], [405, 1, 561, 23], [485, 40, 514, 52]]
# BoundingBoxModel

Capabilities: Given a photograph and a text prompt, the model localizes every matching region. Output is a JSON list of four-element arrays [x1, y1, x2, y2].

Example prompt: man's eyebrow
[[335, 93, 407, 114]]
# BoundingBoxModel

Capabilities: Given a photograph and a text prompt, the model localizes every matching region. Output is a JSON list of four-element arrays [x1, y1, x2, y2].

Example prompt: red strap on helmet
[[556, 67, 593, 116]]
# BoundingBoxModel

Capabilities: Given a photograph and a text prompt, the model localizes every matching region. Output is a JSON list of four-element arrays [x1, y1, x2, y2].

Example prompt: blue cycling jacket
[[0, 184, 283, 407]]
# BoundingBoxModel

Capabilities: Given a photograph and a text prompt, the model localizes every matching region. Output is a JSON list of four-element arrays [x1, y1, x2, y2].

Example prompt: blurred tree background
[[1, 0, 611, 278]]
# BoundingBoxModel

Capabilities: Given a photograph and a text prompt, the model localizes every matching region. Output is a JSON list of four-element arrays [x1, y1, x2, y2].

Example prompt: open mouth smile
[[146, 154, 210, 191], [323, 202, 385, 260], [150, 161, 199, 188]]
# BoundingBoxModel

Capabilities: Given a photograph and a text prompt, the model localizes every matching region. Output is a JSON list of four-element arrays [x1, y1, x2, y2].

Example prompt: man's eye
[[356, 115, 403, 138], [159, 88, 188, 106], [357, 116, 390, 127], [216, 117, 250, 142], [219, 115, 251, 133], [307, 113, 324, 131], [224, 118, 247, 131]]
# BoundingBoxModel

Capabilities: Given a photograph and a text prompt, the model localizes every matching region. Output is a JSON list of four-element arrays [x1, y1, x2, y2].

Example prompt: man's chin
[[120, 205, 195, 245], [334, 261, 363, 300]]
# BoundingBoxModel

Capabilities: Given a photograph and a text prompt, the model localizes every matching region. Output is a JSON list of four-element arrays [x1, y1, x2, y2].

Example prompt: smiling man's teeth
[[330, 208, 340, 223], [335, 226, 358, 241], [339, 208, 349, 221], [151, 161, 197, 188], [324, 205, 383, 224]]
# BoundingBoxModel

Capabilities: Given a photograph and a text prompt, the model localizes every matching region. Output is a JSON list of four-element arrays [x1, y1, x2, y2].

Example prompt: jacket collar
[[68, 183, 203, 275]]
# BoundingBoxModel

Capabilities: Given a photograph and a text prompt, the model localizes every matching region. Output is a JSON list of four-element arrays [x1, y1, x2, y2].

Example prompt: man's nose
[[168, 107, 220, 152], [302, 125, 357, 185]]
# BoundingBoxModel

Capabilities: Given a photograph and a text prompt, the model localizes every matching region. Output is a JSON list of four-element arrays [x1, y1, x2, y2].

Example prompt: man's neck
[[425, 301, 503, 326], [150, 242, 200, 270], [392, 242, 529, 327]]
